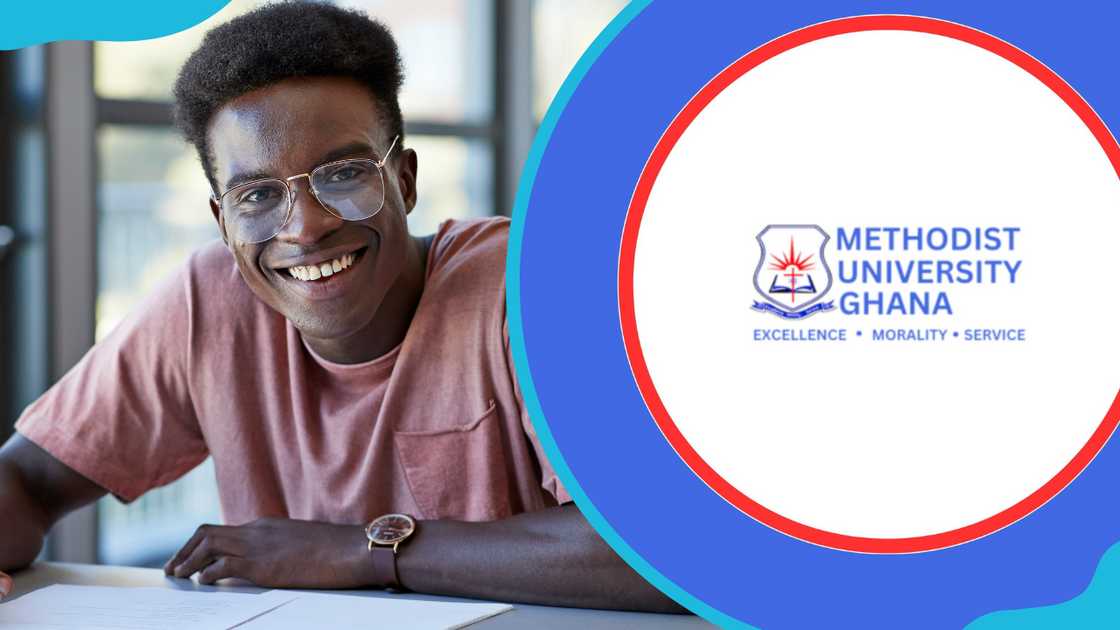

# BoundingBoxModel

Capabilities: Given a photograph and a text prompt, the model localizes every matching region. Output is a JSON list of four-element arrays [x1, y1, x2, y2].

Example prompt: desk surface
[[8, 563, 711, 629]]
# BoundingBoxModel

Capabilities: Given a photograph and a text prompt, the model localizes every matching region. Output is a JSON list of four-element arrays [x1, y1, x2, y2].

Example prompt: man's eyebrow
[[319, 142, 376, 164], [224, 170, 274, 193], [220, 142, 378, 193]]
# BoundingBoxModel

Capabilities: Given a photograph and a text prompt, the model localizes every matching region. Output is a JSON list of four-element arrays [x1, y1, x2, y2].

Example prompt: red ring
[[617, 14, 1120, 554]]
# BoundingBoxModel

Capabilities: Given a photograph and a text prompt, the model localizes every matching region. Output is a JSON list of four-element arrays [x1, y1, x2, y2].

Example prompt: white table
[[7, 563, 712, 629]]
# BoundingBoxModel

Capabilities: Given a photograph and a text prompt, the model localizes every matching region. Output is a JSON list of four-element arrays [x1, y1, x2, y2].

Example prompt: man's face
[[206, 77, 417, 342]]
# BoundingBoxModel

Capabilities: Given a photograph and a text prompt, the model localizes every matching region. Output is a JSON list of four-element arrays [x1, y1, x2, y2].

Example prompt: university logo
[[752, 224, 835, 319]]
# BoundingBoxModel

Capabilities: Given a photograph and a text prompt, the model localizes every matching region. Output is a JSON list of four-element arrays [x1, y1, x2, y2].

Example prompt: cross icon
[[783, 267, 803, 303]]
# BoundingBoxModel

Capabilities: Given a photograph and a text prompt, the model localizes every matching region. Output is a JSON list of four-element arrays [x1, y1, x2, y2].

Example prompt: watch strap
[[370, 544, 401, 590]]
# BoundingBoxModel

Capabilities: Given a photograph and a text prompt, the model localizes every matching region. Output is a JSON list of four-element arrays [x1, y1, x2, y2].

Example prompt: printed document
[[0, 584, 512, 629]]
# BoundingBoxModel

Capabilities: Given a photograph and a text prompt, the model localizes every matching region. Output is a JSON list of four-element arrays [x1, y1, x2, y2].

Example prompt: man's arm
[[400, 504, 684, 612], [0, 434, 107, 595], [164, 506, 688, 614]]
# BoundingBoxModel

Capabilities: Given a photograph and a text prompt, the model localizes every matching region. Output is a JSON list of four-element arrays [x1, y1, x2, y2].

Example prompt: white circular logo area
[[620, 17, 1120, 552]]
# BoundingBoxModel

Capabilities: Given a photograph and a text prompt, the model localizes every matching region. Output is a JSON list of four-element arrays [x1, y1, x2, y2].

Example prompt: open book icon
[[768, 274, 817, 294]]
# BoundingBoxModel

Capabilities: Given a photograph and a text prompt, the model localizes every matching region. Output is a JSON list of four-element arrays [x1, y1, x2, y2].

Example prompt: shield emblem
[[752, 224, 834, 318]]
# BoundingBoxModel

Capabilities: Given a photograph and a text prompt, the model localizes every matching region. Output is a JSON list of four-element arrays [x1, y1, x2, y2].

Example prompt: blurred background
[[0, 0, 626, 567]]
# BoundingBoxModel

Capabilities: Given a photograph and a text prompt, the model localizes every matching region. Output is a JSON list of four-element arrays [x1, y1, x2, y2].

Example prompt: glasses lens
[[311, 159, 386, 220], [222, 180, 289, 243]]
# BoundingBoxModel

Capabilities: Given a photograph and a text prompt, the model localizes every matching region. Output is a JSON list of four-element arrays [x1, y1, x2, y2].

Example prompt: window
[[532, 0, 628, 120], [0, 47, 49, 434], [85, 0, 626, 565]]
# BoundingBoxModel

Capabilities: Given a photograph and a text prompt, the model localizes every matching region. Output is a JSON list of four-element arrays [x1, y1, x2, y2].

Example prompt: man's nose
[[274, 177, 344, 244]]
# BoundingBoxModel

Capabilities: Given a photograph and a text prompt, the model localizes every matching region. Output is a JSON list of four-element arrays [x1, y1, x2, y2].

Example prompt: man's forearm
[[168, 506, 689, 614], [396, 504, 687, 613], [0, 461, 49, 571], [169, 506, 685, 609], [0, 434, 107, 572]]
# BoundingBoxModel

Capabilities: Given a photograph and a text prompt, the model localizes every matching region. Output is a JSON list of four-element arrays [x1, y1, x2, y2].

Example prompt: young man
[[0, 3, 681, 613]]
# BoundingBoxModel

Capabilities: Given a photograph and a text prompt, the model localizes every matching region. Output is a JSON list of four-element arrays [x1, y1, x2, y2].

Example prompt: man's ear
[[397, 148, 418, 215], [209, 197, 229, 246]]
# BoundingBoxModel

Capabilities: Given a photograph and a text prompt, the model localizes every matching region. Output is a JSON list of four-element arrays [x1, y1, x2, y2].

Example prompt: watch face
[[366, 513, 416, 545]]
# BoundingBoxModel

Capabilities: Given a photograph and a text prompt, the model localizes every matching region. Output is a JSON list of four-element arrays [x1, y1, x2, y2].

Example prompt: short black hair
[[172, 1, 405, 190]]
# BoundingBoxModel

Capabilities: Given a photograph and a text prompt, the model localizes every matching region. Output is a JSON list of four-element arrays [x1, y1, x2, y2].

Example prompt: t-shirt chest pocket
[[394, 399, 513, 521]]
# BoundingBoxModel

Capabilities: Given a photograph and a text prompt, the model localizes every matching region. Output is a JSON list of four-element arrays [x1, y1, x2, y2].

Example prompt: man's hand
[[164, 518, 373, 588], [0, 570, 12, 600]]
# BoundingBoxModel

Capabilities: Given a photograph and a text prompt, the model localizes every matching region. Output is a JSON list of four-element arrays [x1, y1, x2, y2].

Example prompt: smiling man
[[0, 2, 681, 613]]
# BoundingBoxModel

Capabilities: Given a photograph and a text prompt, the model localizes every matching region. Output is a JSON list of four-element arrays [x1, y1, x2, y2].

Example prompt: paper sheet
[[0, 585, 295, 630], [238, 591, 512, 630], [0, 585, 512, 630]]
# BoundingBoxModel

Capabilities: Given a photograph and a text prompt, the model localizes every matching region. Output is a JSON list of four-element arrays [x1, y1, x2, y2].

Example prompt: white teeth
[[287, 252, 357, 282]]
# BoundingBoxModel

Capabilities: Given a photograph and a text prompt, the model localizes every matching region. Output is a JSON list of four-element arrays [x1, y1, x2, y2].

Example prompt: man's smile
[[279, 243, 368, 281], [270, 241, 374, 300], [286, 249, 359, 281]]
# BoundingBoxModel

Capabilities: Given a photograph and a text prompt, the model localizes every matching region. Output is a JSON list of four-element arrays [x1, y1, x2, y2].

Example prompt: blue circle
[[508, 2, 1120, 627]]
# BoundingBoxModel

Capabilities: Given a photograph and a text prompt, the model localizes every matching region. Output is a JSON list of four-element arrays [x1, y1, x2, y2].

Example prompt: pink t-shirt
[[17, 217, 569, 525]]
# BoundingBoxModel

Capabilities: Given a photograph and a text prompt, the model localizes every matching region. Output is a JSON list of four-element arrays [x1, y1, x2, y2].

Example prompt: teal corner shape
[[504, 1, 753, 627], [0, 1, 231, 50], [966, 540, 1120, 629]]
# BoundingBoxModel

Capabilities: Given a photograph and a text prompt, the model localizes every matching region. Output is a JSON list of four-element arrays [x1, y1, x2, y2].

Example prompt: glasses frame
[[215, 135, 400, 244]]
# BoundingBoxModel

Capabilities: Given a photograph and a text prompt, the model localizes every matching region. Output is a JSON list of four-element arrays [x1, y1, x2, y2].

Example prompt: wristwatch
[[365, 513, 416, 591]]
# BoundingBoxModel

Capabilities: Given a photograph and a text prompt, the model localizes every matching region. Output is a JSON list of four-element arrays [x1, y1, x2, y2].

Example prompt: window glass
[[94, 0, 266, 102], [532, 0, 628, 119], [96, 126, 216, 342], [337, 0, 493, 123], [95, 0, 492, 124], [99, 460, 220, 566], [406, 135, 493, 235], [96, 125, 220, 565], [4, 47, 49, 427]]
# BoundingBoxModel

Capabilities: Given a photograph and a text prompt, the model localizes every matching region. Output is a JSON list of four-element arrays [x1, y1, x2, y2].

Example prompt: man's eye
[[239, 187, 280, 205], [327, 166, 362, 183]]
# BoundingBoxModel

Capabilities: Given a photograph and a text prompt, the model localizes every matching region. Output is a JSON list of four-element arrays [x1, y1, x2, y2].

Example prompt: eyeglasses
[[215, 135, 400, 244]]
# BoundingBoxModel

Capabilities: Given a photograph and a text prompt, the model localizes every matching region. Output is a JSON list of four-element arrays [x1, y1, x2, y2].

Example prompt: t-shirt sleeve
[[15, 257, 208, 502], [502, 320, 572, 505]]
